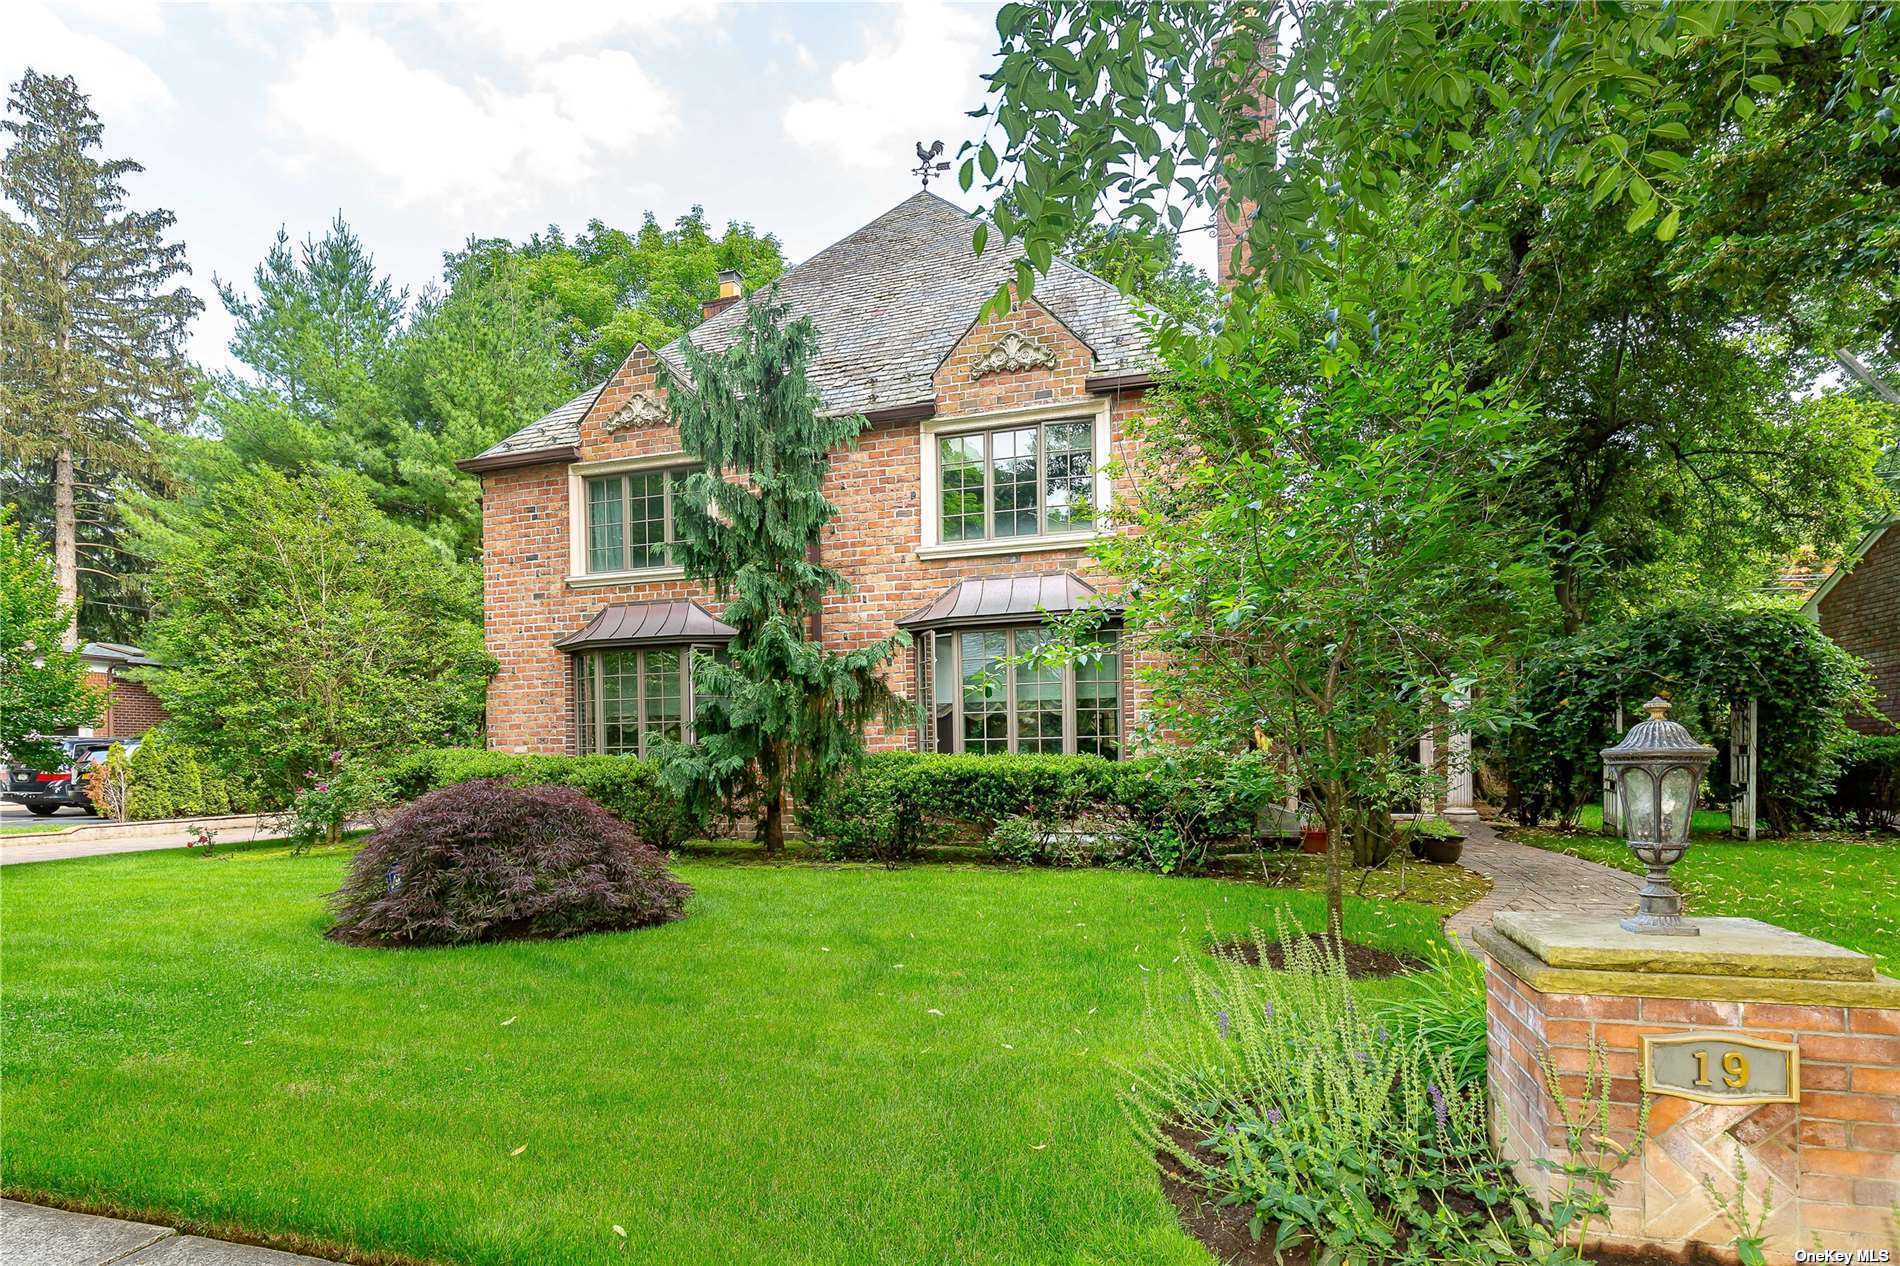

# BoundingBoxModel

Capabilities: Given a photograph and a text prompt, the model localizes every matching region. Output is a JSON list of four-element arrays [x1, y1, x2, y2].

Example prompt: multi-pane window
[[575, 646, 717, 755], [937, 419, 1095, 544], [926, 627, 1121, 758], [585, 467, 693, 574]]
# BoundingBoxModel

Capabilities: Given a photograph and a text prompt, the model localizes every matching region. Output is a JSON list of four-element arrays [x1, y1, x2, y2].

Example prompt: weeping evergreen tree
[[664, 293, 906, 853]]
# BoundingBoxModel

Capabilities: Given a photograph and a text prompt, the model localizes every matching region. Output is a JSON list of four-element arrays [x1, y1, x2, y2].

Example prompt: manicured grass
[[1570, 802, 1736, 838], [1518, 829, 1900, 975], [1, 844, 1457, 1266], [0, 822, 69, 837]]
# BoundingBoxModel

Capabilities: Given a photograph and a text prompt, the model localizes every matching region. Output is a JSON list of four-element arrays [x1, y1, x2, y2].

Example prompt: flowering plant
[[286, 751, 387, 854]]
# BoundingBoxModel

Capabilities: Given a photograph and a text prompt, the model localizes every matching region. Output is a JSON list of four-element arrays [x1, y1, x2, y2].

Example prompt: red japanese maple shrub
[[328, 779, 690, 946]]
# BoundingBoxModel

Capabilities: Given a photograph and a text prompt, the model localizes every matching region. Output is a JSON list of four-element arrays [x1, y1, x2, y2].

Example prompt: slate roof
[[553, 600, 737, 651], [896, 572, 1121, 631], [466, 192, 1158, 466]]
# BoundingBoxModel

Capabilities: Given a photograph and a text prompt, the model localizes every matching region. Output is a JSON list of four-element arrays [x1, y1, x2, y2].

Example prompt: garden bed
[[1209, 932, 1425, 978]]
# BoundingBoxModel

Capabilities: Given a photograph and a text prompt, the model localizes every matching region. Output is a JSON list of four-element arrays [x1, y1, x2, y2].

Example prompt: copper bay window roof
[[554, 600, 737, 652], [895, 573, 1121, 632]]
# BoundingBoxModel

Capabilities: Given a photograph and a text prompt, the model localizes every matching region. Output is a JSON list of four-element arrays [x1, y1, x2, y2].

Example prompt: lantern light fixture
[[1600, 696, 1717, 936]]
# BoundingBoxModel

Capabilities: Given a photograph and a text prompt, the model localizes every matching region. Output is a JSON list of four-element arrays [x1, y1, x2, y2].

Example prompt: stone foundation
[[1476, 914, 1900, 1261]]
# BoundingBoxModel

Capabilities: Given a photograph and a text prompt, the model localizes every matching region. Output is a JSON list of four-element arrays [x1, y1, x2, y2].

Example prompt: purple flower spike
[[1429, 1082, 1449, 1129], [1262, 1003, 1275, 1021], [1265, 1108, 1282, 1125], [1216, 1009, 1230, 1039]]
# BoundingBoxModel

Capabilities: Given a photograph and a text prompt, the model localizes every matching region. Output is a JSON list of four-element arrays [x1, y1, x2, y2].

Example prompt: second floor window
[[585, 467, 692, 574], [939, 418, 1095, 544]]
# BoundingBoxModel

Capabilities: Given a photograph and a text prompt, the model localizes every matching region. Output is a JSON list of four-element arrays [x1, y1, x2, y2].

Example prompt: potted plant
[[1404, 816, 1466, 864], [1299, 808, 1329, 856]]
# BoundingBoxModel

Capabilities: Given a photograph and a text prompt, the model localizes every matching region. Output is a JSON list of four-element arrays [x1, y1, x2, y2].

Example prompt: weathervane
[[913, 140, 951, 188]]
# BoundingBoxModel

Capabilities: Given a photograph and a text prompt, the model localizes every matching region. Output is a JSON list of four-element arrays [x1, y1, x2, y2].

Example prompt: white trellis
[[1729, 697, 1759, 841]]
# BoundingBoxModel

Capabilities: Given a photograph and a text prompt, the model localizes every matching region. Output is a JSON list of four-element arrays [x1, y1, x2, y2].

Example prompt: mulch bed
[[1209, 932, 1426, 978], [1157, 1125, 1309, 1266]]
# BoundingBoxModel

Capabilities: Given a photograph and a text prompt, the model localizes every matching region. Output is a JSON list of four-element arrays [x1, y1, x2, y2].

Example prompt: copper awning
[[895, 573, 1121, 632], [554, 600, 737, 652]]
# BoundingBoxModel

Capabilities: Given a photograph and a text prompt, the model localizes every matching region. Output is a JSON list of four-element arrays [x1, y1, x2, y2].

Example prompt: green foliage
[[1097, 256, 1553, 921], [384, 748, 708, 850], [1, 70, 201, 640], [799, 750, 1280, 873], [0, 506, 101, 768], [1505, 604, 1875, 832], [1061, 222, 1211, 329], [1828, 734, 1900, 830], [115, 725, 256, 821], [1376, 953, 1489, 1089], [661, 292, 907, 852], [1125, 921, 1538, 1263], [285, 751, 387, 853], [970, 4, 1895, 348], [138, 470, 491, 799], [511, 207, 785, 382]]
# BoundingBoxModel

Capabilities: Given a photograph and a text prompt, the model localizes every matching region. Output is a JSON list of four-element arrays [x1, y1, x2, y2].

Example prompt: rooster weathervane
[[912, 140, 951, 189]]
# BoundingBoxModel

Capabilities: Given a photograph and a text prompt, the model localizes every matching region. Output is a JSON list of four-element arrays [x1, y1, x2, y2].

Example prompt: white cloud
[[0, 1, 172, 121], [782, 2, 992, 170], [446, 0, 723, 61], [263, 28, 677, 216]]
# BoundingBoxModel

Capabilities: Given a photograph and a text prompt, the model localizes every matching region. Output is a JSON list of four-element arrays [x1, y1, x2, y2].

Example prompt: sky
[[3, 1, 1214, 374]]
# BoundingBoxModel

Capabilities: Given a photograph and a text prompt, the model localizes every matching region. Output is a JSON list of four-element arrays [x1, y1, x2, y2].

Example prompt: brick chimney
[[1215, 40, 1277, 290], [701, 269, 743, 320]]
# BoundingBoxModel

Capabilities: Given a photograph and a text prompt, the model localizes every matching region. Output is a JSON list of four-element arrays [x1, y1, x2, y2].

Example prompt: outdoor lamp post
[[1601, 696, 1717, 936]]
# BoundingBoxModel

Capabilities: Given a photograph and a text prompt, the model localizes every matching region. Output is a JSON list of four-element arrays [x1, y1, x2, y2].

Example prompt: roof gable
[[463, 192, 1156, 467]]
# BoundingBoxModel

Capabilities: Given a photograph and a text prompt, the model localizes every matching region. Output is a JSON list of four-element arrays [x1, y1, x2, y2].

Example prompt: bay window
[[925, 627, 1121, 758], [575, 646, 720, 756]]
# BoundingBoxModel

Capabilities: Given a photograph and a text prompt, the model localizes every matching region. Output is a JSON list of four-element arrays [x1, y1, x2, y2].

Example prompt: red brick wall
[[477, 303, 1157, 755], [1816, 525, 1899, 735], [106, 679, 166, 738], [1487, 961, 1900, 1255]]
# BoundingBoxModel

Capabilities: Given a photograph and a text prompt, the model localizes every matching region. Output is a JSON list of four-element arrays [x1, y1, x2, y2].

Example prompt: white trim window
[[566, 454, 696, 585], [583, 467, 691, 574], [918, 400, 1112, 558], [574, 645, 723, 756], [923, 627, 1121, 758]]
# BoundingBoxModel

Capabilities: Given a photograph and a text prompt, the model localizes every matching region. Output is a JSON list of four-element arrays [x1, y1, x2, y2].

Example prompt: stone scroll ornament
[[606, 391, 669, 431], [969, 330, 1056, 379]]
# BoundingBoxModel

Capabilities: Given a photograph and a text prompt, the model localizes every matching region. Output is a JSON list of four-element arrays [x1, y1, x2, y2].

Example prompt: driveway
[[0, 813, 293, 865]]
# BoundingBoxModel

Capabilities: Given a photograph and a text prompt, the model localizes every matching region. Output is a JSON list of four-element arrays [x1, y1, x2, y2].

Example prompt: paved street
[[0, 812, 295, 865], [0, 1200, 340, 1265]]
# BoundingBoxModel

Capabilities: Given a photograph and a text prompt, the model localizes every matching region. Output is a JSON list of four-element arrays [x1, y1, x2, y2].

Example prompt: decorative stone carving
[[606, 391, 668, 431], [969, 330, 1056, 379]]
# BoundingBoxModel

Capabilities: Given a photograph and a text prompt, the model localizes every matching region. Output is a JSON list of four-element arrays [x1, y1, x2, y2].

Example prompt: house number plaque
[[1640, 1032, 1799, 1105]]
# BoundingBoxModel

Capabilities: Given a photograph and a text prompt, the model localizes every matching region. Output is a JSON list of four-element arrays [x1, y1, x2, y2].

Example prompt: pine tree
[[0, 70, 200, 646], [664, 293, 906, 853]]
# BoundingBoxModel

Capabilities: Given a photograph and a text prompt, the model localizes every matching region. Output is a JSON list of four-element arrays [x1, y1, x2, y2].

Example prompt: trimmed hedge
[[1828, 735, 1900, 831], [385, 748, 708, 849], [95, 726, 264, 821], [798, 750, 1279, 872]]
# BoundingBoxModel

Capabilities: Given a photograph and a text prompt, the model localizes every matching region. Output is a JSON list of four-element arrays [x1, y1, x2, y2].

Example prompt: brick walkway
[[1444, 816, 1640, 949]]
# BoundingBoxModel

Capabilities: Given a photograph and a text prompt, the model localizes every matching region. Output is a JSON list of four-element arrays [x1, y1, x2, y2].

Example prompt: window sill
[[915, 533, 1099, 561], [566, 566, 687, 588]]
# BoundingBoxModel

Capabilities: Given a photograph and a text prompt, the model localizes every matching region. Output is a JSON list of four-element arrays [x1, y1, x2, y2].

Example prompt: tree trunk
[[762, 790, 786, 855], [54, 445, 79, 649], [1322, 786, 1345, 933]]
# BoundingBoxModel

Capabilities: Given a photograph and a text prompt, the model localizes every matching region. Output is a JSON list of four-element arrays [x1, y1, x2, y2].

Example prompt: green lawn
[[1518, 829, 1900, 975], [1, 844, 1455, 1266]]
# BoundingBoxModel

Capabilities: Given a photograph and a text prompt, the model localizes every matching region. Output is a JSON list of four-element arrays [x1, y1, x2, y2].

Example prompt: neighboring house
[[78, 642, 167, 738], [459, 192, 1160, 759], [1804, 519, 1900, 734]]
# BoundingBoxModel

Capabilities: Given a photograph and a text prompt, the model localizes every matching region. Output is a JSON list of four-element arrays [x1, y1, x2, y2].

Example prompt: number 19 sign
[[1640, 1032, 1799, 1105]]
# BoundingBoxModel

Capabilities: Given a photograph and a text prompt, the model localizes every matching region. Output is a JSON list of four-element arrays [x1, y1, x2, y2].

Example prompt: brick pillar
[[1215, 34, 1276, 290], [1477, 913, 1900, 1258]]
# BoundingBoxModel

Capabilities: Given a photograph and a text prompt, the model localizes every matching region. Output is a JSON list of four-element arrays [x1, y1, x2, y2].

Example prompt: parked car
[[3, 737, 140, 816]]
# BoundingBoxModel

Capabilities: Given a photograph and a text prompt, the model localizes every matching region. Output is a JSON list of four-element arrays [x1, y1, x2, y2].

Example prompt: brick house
[[77, 642, 167, 739], [1805, 518, 1899, 734], [458, 192, 1163, 758]]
